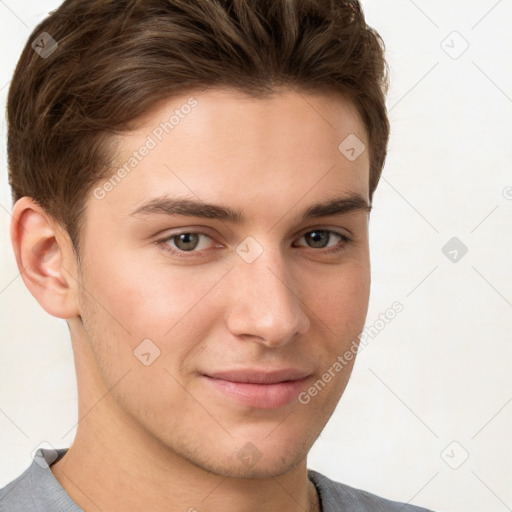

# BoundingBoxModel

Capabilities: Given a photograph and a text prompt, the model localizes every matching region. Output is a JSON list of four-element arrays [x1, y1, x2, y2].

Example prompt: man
[[1, 0, 433, 510]]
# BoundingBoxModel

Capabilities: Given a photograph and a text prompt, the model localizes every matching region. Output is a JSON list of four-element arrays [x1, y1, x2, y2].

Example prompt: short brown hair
[[7, 0, 389, 253]]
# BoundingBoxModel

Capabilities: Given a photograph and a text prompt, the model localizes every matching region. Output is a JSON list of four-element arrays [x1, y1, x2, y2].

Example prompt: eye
[[294, 229, 351, 251], [155, 228, 352, 258], [158, 232, 216, 254]]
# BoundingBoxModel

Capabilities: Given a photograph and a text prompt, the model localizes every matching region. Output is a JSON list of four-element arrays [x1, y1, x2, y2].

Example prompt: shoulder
[[0, 465, 35, 511], [0, 448, 81, 512], [308, 470, 434, 512]]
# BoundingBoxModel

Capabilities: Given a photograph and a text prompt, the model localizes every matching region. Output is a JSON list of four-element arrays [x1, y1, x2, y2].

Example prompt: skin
[[11, 87, 371, 512]]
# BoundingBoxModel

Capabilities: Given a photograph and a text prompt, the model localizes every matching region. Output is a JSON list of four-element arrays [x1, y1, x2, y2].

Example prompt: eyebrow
[[130, 193, 371, 223]]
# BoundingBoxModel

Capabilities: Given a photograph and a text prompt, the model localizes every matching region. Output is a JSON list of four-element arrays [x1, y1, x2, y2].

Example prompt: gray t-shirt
[[0, 448, 433, 511]]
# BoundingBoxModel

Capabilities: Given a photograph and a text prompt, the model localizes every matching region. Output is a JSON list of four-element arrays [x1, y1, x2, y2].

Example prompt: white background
[[1, 1, 511, 511]]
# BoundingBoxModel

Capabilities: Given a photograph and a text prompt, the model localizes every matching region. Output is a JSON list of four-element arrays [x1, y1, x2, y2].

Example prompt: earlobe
[[10, 197, 80, 319]]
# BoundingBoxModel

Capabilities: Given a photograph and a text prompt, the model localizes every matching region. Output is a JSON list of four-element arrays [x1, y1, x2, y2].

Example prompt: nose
[[225, 246, 310, 347]]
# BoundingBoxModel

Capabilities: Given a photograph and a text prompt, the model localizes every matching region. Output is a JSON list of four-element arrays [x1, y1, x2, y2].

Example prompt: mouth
[[201, 369, 311, 409]]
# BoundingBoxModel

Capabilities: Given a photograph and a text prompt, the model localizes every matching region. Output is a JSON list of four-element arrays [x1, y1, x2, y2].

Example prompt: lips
[[207, 369, 310, 384], [201, 368, 311, 409]]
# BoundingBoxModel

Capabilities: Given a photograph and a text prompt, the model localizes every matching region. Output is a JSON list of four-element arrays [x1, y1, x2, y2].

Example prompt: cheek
[[308, 259, 370, 332], [299, 263, 369, 417], [82, 251, 227, 354]]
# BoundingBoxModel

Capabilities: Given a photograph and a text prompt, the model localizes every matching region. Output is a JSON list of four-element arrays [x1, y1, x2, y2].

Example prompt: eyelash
[[155, 229, 353, 258]]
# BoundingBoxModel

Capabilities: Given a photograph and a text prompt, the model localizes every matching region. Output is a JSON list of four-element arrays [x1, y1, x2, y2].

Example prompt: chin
[[183, 432, 313, 480], [200, 450, 307, 480]]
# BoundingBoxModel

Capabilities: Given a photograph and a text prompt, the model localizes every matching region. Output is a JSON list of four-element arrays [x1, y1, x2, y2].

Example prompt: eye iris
[[174, 233, 199, 251], [306, 230, 329, 248]]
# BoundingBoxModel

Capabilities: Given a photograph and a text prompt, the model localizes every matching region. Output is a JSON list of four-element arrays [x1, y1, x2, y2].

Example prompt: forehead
[[91, 87, 370, 223]]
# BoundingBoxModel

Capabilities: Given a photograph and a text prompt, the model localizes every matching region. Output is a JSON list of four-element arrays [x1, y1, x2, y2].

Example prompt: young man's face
[[71, 87, 371, 477]]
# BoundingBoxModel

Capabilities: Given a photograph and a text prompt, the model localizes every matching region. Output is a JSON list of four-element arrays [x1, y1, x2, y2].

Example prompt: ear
[[10, 197, 80, 319]]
